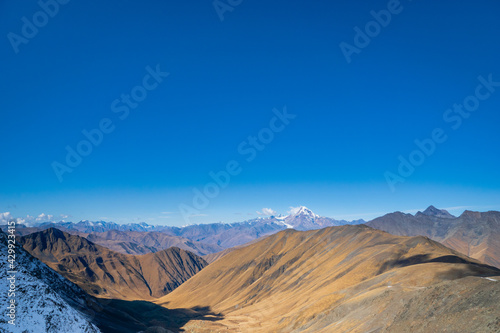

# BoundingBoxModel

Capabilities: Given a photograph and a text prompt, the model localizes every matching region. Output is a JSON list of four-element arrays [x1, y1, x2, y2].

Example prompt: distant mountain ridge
[[7, 206, 365, 250], [7, 206, 500, 270], [164, 206, 365, 248], [9, 206, 364, 233], [367, 206, 500, 268], [85, 230, 224, 256]]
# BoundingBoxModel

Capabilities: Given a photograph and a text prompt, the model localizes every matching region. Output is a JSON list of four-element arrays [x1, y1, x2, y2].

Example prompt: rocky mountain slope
[[0, 230, 101, 333], [157, 225, 500, 332], [367, 207, 500, 268], [18, 228, 207, 300]]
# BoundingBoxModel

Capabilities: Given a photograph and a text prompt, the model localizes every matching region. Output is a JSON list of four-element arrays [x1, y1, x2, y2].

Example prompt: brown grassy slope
[[157, 225, 500, 332], [19, 228, 207, 300], [367, 210, 500, 268]]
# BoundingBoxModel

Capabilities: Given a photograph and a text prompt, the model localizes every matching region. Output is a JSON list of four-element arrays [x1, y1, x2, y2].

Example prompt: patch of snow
[[483, 277, 498, 282]]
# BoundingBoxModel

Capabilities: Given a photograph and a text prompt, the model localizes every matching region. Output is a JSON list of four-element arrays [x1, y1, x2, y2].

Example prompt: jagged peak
[[418, 205, 455, 219]]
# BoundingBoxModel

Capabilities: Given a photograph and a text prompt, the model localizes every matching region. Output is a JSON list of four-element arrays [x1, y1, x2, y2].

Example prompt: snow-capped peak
[[289, 206, 318, 218]]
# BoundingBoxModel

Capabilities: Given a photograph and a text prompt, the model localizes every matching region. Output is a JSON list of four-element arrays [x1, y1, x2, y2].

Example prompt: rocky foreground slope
[[0, 230, 100, 333]]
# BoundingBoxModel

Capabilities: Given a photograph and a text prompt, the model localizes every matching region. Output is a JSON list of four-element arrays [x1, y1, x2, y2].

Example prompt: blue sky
[[1, 0, 500, 226]]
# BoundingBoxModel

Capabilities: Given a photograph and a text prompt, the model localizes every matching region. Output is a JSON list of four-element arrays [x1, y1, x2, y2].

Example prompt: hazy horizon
[[3, 201, 499, 227]]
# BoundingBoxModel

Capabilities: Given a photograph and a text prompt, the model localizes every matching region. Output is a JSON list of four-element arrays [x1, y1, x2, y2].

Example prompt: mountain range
[[6, 205, 500, 270], [10, 206, 363, 234], [3, 205, 500, 332], [6, 206, 365, 251]]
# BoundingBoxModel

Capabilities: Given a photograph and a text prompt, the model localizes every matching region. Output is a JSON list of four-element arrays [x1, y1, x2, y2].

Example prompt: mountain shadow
[[89, 299, 224, 333], [377, 253, 500, 277]]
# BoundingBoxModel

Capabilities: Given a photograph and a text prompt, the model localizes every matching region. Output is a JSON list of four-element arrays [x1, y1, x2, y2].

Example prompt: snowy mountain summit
[[289, 206, 319, 218], [271, 206, 363, 231]]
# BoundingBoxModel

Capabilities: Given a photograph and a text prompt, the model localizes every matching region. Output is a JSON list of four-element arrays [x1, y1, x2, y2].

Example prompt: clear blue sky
[[1, 0, 500, 225]]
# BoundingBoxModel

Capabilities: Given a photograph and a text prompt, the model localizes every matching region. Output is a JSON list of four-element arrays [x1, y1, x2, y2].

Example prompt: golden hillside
[[157, 225, 500, 332]]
